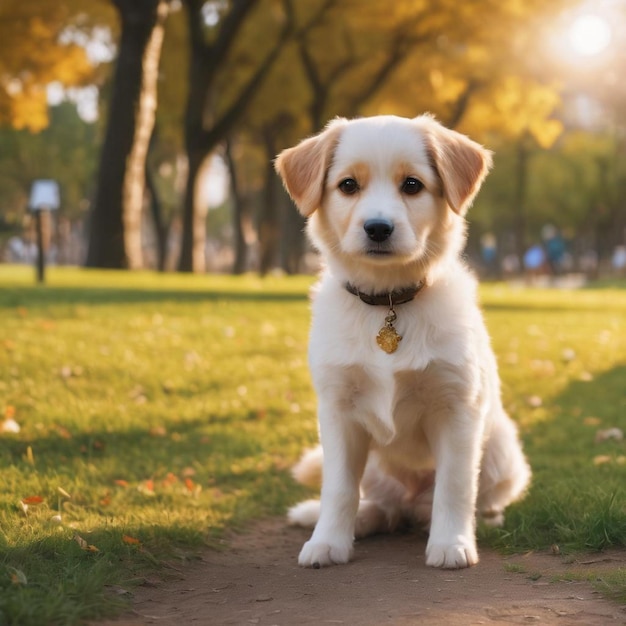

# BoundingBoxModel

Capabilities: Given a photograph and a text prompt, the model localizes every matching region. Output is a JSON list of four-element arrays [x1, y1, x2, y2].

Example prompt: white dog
[[275, 114, 531, 570]]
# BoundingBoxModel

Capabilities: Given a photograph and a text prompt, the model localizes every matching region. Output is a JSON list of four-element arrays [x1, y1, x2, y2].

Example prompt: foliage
[[1, 0, 625, 272], [0, 267, 625, 622], [470, 128, 626, 252], [0, 103, 98, 229], [0, 1, 104, 131]]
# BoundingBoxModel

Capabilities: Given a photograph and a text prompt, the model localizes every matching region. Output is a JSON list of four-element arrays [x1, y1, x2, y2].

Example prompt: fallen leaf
[[184, 478, 195, 493], [137, 479, 155, 496], [21, 496, 44, 505], [1, 418, 20, 434], [8, 567, 27, 585], [593, 455, 612, 466], [149, 425, 167, 437], [55, 425, 72, 439], [114, 479, 129, 487], [74, 533, 99, 552], [162, 472, 178, 486], [583, 417, 601, 426], [595, 428, 624, 443], [122, 534, 141, 545]]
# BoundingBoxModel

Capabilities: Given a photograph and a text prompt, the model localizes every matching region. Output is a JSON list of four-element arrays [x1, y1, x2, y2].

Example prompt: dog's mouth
[[366, 249, 393, 257], [365, 243, 395, 257]]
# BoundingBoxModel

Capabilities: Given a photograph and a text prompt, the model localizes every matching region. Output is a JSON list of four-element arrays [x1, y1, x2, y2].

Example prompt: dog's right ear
[[275, 119, 346, 217]]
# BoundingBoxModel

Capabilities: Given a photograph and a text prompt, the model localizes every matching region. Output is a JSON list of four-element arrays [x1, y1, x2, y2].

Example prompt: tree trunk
[[280, 187, 306, 274], [145, 156, 168, 272], [179, 150, 208, 272], [86, 0, 169, 269], [258, 132, 280, 275], [225, 140, 248, 274], [513, 139, 529, 263], [178, 0, 291, 272]]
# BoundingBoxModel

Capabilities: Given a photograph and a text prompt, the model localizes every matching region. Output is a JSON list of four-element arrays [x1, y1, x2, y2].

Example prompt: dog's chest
[[314, 358, 465, 456]]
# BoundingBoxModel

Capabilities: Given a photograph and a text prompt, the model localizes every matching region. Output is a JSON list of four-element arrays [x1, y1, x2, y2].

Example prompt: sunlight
[[568, 14, 612, 56]]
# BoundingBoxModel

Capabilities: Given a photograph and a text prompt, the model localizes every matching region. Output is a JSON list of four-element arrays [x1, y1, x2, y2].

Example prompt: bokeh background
[[1, 0, 625, 280]]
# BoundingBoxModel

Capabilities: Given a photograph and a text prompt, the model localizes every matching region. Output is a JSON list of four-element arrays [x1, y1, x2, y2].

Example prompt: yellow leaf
[[74, 533, 100, 553], [57, 487, 72, 499]]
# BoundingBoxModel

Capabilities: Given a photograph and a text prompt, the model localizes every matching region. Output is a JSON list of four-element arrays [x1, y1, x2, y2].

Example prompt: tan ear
[[421, 117, 492, 215], [274, 119, 346, 217]]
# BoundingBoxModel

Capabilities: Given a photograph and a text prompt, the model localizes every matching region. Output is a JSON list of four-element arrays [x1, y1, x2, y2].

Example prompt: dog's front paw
[[298, 538, 353, 568], [425, 537, 478, 569]]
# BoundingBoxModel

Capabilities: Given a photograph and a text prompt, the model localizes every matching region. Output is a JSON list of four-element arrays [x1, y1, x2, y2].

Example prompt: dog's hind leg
[[288, 499, 321, 529], [289, 498, 391, 539], [478, 411, 531, 526]]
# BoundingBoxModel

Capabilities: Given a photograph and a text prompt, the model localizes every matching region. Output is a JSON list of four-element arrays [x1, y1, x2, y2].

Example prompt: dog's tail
[[291, 445, 323, 489], [288, 446, 323, 529]]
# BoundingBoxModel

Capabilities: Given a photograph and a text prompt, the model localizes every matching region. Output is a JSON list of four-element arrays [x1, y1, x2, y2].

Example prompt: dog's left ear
[[420, 117, 493, 215], [275, 118, 347, 217]]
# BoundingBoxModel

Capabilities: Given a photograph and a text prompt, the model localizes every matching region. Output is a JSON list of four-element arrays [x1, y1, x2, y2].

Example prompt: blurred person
[[480, 232, 498, 278], [542, 224, 566, 275], [523, 243, 546, 282], [612, 245, 626, 276]]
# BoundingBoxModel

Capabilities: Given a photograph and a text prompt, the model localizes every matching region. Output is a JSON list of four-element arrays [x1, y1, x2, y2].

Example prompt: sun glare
[[568, 14, 612, 57]]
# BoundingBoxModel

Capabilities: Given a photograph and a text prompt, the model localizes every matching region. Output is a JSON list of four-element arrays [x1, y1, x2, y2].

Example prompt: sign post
[[28, 180, 60, 283]]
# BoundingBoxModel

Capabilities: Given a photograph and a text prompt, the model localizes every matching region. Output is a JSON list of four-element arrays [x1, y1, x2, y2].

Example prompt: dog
[[274, 114, 531, 569]]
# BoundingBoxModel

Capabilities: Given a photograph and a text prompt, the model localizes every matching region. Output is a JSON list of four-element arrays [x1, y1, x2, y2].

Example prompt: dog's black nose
[[364, 219, 394, 242]]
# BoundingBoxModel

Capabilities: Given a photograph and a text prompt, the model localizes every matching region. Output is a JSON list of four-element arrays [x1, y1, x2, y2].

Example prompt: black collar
[[344, 281, 425, 306]]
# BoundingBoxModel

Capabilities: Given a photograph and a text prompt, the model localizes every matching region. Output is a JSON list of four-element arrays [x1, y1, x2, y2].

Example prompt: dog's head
[[275, 115, 492, 283]]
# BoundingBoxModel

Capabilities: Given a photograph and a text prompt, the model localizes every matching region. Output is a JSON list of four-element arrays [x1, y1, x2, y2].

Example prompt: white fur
[[275, 115, 531, 570]]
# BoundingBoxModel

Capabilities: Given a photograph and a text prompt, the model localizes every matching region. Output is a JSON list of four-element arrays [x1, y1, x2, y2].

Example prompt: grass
[[0, 265, 625, 624]]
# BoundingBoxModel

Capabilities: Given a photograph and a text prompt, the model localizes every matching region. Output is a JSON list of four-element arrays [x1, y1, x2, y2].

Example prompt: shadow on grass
[[0, 415, 288, 488], [485, 363, 626, 553], [0, 286, 309, 309], [528, 363, 626, 457]]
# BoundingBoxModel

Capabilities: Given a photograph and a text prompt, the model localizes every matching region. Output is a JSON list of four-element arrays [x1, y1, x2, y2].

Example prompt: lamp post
[[28, 180, 60, 283]]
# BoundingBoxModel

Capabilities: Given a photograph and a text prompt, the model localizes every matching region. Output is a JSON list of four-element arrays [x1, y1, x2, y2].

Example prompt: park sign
[[28, 179, 60, 283], [29, 179, 60, 212]]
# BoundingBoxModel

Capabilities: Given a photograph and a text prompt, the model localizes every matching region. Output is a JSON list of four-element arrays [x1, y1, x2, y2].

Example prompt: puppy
[[275, 114, 531, 569]]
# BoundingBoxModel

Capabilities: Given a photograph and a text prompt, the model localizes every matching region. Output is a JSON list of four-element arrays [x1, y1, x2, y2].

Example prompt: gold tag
[[376, 324, 402, 353]]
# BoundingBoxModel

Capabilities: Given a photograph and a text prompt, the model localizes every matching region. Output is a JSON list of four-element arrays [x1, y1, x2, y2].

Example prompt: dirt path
[[100, 519, 626, 625]]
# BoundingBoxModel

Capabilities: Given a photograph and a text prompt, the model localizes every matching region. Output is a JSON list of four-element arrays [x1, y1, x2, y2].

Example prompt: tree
[[0, 1, 95, 132], [176, 0, 295, 272], [86, 0, 171, 269], [235, 0, 570, 273], [0, 103, 98, 226]]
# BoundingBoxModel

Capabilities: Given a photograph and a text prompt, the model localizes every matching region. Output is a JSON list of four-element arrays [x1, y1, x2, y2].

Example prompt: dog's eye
[[401, 177, 424, 195], [338, 178, 359, 195]]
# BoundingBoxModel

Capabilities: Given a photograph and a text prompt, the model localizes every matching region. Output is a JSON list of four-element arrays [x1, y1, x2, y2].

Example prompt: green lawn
[[0, 265, 625, 624]]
